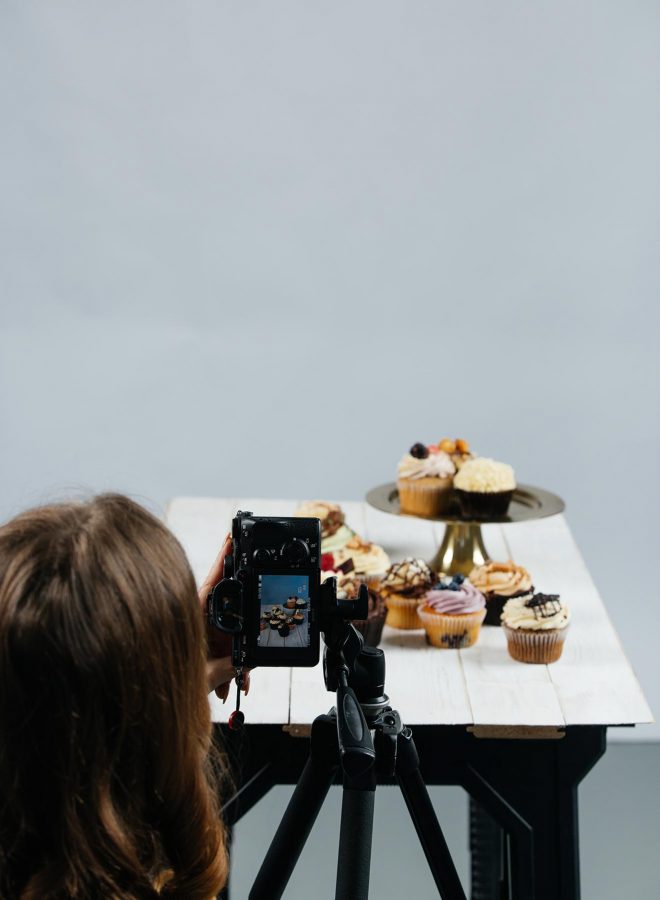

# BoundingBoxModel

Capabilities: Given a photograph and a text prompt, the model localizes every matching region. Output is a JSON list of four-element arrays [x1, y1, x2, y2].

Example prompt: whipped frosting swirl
[[423, 579, 486, 615], [333, 537, 390, 577], [469, 561, 532, 598], [454, 458, 516, 493], [502, 593, 570, 631], [398, 451, 455, 481]]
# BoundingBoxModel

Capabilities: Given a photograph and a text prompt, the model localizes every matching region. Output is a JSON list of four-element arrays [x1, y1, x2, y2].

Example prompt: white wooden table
[[166, 496, 652, 734], [166, 496, 653, 900]]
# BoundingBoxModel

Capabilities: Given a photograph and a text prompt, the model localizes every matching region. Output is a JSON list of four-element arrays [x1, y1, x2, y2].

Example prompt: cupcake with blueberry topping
[[397, 443, 456, 518], [453, 457, 516, 519], [417, 574, 486, 648], [469, 560, 533, 626], [379, 558, 435, 629], [502, 593, 570, 663]]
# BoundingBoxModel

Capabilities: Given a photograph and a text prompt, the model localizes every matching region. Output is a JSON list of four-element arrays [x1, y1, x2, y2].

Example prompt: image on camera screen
[[258, 574, 311, 649]]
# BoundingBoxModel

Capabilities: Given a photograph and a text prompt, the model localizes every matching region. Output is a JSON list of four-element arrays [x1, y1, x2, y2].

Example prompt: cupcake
[[437, 437, 474, 470], [469, 560, 533, 626], [397, 443, 456, 518], [329, 536, 391, 589], [321, 567, 387, 646], [453, 458, 516, 519], [417, 574, 486, 648], [269, 619, 280, 630], [295, 598, 307, 610], [379, 558, 435, 629], [295, 500, 344, 536], [285, 596, 297, 609], [501, 593, 570, 663], [293, 611, 305, 623], [277, 622, 291, 638]]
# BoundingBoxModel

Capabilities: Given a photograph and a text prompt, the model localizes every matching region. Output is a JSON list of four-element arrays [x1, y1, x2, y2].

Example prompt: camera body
[[208, 511, 321, 668]]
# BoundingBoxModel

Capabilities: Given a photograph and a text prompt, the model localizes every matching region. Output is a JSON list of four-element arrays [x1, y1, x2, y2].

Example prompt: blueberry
[[453, 574, 466, 584], [410, 442, 429, 460]]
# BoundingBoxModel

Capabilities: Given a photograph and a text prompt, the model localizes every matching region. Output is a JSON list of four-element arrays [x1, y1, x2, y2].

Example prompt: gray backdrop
[[1, 0, 658, 749]]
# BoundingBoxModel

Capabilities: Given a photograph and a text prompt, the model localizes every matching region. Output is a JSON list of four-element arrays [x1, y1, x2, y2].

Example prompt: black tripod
[[248, 615, 466, 900]]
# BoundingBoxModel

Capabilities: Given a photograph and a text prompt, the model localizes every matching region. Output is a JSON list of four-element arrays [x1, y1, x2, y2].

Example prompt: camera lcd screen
[[258, 573, 311, 650]]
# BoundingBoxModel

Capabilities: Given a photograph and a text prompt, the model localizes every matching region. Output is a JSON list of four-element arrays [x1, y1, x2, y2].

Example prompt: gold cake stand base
[[365, 483, 565, 576], [431, 523, 490, 576]]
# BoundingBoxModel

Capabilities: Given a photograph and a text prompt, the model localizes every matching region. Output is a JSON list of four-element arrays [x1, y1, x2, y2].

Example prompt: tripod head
[[320, 577, 390, 776]]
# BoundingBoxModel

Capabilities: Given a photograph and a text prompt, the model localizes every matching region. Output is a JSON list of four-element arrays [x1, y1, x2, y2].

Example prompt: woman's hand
[[198, 534, 251, 700]]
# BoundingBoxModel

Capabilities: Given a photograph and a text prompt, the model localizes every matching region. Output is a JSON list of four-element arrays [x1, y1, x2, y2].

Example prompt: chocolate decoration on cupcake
[[525, 593, 562, 620]]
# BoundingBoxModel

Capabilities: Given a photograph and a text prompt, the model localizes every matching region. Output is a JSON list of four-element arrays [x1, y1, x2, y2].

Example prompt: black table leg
[[215, 724, 607, 900]]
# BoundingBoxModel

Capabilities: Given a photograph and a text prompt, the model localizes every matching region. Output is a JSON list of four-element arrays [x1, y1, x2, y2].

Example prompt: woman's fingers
[[198, 533, 232, 609], [206, 656, 252, 697]]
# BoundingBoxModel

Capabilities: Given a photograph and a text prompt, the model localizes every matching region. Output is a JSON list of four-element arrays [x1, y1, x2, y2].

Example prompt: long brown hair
[[0, 494, 227, 898]]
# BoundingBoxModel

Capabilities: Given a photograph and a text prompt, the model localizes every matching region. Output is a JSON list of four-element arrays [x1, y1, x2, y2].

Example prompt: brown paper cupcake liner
[[502, 624, 569, 664], [417, 606, 486, 649], [384, 592, 425, 629], [397, 477, 454, 518]]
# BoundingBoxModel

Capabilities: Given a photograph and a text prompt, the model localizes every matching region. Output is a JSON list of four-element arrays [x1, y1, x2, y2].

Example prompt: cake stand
[[365, 483, 565, 575]]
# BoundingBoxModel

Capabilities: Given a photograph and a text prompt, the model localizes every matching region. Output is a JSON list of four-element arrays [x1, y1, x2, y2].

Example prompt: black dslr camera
[[208, 511, 367, 668]]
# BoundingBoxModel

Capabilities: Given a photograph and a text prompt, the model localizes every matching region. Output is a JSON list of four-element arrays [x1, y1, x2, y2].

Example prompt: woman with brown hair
[[0, 493, 244, 898]]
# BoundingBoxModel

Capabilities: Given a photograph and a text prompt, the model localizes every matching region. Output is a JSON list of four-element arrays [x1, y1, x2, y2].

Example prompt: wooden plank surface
[[165, 497, 653, 730]]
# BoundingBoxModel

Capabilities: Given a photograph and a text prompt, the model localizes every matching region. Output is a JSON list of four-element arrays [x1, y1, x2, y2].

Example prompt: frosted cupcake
[[502, 593, 570, 663], [454, 458, 516, 519], [295, 500, 355, 554], [469, 560, 533, 626], [417, 574, 486, 648], [331, 535, 391, 588], [379, 558, 435, 629], [437, 437, 474, 470], [397, 443, 456, 518]]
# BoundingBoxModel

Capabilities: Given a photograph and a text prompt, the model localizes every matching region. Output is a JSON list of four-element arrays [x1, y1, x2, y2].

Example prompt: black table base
[[217, 723, 606, 900]]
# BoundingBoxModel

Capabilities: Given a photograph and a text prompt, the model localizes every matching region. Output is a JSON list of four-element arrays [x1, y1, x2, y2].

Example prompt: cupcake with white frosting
[[501, 592, 570, 663], [454, 457, 516, 519], [295, 500, 355, 553], [330, 535, 391, 588], [397, 442, 456, 518]]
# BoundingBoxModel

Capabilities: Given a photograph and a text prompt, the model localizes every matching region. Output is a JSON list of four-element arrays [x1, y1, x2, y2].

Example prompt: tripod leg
[[395, 728, 467, 900], [335, 780, 376, 900], [249, 715, 339, 900]]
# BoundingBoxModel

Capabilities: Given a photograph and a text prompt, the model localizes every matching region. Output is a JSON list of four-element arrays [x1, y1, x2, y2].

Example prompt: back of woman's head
[[0, 494, 227, 898]]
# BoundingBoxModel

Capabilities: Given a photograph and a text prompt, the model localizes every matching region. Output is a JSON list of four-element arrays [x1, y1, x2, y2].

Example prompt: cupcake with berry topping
[[502, 593, 570, 663], [379, 558, 435, 629], [469, 560, 534, 626], [453, 457, 516, 519], [397, 443, 456, 518], [417, 574, 486, 648], [330, 535, 391, 589]]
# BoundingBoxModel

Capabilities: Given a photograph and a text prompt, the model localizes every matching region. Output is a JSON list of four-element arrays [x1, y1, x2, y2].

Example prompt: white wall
[[1, 1, 658, 737]]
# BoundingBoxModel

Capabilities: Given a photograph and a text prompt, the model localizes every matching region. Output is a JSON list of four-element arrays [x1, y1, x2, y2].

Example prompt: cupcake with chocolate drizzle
[[397, 443, 455, 518], [379, 558, 435, 629], [501, 592, 570, 663]]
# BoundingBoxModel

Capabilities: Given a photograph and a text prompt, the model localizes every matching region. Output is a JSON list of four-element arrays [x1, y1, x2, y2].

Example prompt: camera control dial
[[281, 538, 310, 565], [252, 548, 272, 565]]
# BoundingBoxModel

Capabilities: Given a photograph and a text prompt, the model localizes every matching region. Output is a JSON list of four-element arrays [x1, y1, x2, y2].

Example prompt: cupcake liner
[[352, 612, 386, 647], [502, 624, 568, 663], [417, 605, 486, 649], [455, 488, 514, 520], [397, 477, 454, 518], [384, 592, 425, 629]]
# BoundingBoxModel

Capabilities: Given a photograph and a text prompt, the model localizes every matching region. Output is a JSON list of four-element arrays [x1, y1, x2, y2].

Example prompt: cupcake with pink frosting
[[418, 574, 486, 648]]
